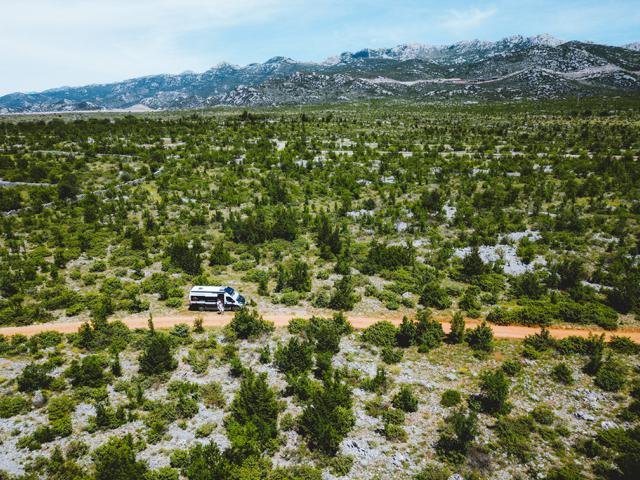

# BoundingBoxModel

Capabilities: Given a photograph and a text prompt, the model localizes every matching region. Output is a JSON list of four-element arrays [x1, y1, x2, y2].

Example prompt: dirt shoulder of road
[[1, 310, 639, 342]]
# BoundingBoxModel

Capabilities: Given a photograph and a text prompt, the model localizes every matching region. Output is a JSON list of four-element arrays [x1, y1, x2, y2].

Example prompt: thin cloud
[[442, 6, 497, 32]]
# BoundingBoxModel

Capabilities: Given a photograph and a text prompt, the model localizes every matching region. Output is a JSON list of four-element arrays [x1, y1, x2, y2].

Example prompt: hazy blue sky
[[1, 0, 639, 95]]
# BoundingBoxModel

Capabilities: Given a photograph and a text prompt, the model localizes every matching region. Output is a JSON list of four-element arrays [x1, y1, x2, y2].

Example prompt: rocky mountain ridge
[[1, 34, 639, 112]]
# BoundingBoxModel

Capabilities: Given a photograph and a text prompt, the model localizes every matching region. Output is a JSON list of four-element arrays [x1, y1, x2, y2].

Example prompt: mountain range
[[2, 34, 639, 113]]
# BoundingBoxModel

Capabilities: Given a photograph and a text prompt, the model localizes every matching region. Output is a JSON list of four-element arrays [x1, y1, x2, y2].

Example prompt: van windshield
[[224, 287, 236, 297]]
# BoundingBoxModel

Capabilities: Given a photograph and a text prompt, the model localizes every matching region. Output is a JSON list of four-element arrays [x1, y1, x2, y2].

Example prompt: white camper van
[[189, 286, 246, 311]]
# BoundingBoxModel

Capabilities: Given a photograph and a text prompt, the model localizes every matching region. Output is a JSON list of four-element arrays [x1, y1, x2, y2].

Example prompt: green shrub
[[299, 372, 355, 455], [279, 412, 297, 432], [227, 370, 280, 453], [328, 275, 360, 311], [523, 327, 555, 354], [608, 336, 640, 354], [552, 363, 574, 384], [501, 359, 522, 376], [186, 349, 210, 374], [413, 464, 451, 480], [326, 454, 354, 476], [66, 303, 85, 316], [165, 297, 182, 308], [393, 385, 419, 412], [381, 346, 403, 364], [145, 466, 179, 480], [139, 332, 177, 375], [47, 395, 75, 438], [440, 389, 462, 408], [274, 291, 300, 306], [92, 434, 148, 480], [276, 260, 312, 293], [195, 422, 216, 438], [435, 407, 478, 461], [361, 321, 398, 348], [193, 317, 204, 333], [91, 402, 128, 431], [361, 366, 390, 394], [531, 405, 556, 425], [479, 368, 511, 415], [67, 355, 107, 388], [594, 357, 627, 392], [419, 282, 451, 309], [288, 318, 310, 335], [304, 314, 352, 354], [259, 345, 272, 364], [495, 415, 534, 462], [275, 338, 314, 376], [170, 323, 190, 339], [200, 382, 225, 408], [0, 395, 30, 418], [396, 316, 416, 347], [311, 290, 331, 308], [229, 309, 274, 339], [447, 311, 465, 344], [182, 441, 229, 479], [544, 463, 586, 480], [270, 466, 323, 480], [554, 335, 596, 355], [466, 321, 494, 354], [383, 422, 408, 441], [386, 301, 400, 310], [17, 362, 53, 392], [415, 309, 445, 352], [382, 407, 406, 425]]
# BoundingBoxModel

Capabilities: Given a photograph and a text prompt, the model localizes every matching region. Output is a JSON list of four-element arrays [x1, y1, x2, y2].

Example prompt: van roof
[[190, 285, 226, 293]]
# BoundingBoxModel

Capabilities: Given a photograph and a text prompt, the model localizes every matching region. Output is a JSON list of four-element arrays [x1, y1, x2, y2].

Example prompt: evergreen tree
[[329, 275, 359, 311], [415, 309, 445, 351], [461, 247, 486, 279], [584, 334, 605, 375], [275, 337, 314, 375], [226, 370, 279, 455], [184, 441, 230, 480], [436, 408, 478, 460], [166, 236, 203, 275], [448, 311, 465, 344], [479, 369, 511, 415], [139, 331, 177, 375], [229, 309, 274, 339], [466, 321, 494, 353], [92, 434, 147, 480], [419, 282, 451, 309], [396, 316, 416, 348], [111, 352, 122, 377], [300, 372, 355, 455], [209, 240, 233, 266]]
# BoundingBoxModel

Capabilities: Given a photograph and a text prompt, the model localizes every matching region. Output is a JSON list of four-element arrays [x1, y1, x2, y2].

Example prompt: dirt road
[[1, 311, 639, 342]]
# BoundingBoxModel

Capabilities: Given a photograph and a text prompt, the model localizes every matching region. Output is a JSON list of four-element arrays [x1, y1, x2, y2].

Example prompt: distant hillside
[[2, 34, 640, 113]]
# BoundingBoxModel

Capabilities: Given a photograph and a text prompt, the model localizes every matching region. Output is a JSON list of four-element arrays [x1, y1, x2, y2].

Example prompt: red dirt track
[[1, 311, 639, 342]]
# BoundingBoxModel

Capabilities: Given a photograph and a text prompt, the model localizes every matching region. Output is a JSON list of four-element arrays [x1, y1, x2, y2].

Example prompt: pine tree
[[300, 372, 355, 455], [111, 352, 122, 377], [92, 435, 147, 480], [227, 370, 279, 454], [396, 316, 416, 347], [448, 311, 465, 344], [584, 334, 605, 375], [466, 321, 494, 353], [139, 331, 176, 375], [479, 369, 511, 415]]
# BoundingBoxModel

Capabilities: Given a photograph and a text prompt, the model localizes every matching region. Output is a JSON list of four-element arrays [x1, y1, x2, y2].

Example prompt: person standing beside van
[[217, 296, 224, 315]]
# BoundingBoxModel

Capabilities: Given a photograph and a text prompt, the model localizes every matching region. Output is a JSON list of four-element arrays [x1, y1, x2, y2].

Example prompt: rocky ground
[[1, 326, 635, 479]]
